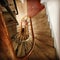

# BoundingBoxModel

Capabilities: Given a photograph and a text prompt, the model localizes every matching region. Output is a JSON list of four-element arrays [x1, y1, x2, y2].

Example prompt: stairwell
[[0, 1, 58, 59]]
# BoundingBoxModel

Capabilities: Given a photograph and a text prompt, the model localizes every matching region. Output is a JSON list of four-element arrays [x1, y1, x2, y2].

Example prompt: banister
[[0, 9, 18, 60]]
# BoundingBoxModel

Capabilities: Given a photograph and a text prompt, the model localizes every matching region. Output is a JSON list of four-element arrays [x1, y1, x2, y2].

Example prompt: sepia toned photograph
[[0, 0, 60, 60]]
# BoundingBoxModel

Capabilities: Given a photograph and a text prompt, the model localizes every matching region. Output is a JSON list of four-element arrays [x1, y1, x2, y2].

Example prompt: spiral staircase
[[11, 9, 57, 60], [27, 9, 57, 60], [0, 0, 58, 60], [12, 17, 34, 58]]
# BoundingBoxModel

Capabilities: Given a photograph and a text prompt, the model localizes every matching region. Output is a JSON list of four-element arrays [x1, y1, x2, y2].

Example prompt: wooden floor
[[28, 9, 57, 60]]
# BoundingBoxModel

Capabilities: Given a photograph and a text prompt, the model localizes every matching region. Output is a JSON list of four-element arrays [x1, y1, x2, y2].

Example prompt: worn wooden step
[[35, 40, 56, 60], [34, 35, 54, 47], [28, 44, 49, 60]]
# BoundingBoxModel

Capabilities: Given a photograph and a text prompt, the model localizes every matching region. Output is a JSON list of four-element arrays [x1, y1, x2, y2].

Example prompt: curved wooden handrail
[[26, 17, 35, 57]]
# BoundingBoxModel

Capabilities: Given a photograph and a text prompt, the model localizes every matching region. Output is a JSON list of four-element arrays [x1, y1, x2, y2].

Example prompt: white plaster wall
[[41, 0, 60, 59]]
